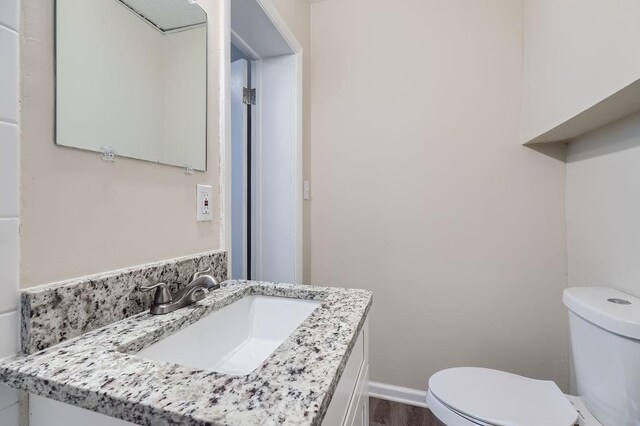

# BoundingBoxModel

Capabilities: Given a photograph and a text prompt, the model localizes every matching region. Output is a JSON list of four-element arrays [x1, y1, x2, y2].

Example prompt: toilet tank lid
[[563, 287, 640, 340]]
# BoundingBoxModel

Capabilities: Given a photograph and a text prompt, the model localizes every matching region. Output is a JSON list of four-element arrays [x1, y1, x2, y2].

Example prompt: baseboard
[[368, 381, 428, 409]]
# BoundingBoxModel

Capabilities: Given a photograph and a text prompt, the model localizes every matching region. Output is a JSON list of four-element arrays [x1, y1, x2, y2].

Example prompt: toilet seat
[[427, 367, 578, 426], [427, 390, 493, 426]]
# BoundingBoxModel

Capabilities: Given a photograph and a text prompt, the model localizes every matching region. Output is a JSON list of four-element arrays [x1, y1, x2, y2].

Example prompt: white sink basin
[[135, 295, 322, 375]]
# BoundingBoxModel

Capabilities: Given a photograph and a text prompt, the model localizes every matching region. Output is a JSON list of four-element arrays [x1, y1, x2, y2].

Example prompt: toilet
[[426, 287, 640, 426]]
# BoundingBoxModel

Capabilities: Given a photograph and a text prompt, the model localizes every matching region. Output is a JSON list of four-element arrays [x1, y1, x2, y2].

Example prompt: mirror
[[55, 0, 208, 171]]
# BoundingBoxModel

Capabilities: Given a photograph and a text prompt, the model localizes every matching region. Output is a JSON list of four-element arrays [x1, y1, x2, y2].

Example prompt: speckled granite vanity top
[[0, 281, 372, 426]]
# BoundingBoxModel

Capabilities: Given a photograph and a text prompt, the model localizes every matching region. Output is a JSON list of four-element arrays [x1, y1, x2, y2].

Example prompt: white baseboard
[[368, 382, 428, 409]]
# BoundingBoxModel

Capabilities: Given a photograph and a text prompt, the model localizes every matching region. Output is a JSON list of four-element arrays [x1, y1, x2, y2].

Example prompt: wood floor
[[369, 397, 440, 426]]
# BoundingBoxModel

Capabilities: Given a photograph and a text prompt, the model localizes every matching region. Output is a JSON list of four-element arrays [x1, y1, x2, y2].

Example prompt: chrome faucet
[[141, 267, 220, 315]]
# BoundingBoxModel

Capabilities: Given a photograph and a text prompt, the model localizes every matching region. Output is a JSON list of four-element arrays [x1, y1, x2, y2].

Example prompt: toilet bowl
[[426, 287, 640, 426]]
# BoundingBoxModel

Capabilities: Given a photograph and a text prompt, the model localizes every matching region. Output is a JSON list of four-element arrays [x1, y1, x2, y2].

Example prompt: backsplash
[[20, 251, 227, 355]]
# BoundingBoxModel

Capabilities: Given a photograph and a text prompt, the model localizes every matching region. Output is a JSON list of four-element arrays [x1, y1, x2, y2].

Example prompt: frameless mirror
[[55, 0, 208, 171]]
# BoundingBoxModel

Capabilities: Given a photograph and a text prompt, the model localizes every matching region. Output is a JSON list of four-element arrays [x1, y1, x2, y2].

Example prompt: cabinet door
[[352, 403, 364, 426], [352, 392, 369, 426], [343, 363, 369, 426], [323, 320, 369, 425]]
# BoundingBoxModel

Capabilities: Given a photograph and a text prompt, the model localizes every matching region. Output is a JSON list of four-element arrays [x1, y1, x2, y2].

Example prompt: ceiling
[[119, 0, 206, 32], [230, 0, 294, 58]]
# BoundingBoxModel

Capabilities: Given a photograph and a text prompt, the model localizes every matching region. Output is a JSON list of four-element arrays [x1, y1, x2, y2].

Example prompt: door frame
[[229, 59, 249, 279], [217, 0, 303, 283]]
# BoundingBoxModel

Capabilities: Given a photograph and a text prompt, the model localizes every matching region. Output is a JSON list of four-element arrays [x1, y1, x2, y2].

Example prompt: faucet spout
[[189, 274, 220, 291], [142, 269, 220, 315]]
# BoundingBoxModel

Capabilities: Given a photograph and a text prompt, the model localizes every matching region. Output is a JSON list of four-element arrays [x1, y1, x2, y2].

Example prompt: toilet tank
[[563, 287, 640, 426]]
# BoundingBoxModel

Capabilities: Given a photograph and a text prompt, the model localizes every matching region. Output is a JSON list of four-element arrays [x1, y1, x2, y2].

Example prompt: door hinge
[[243, 88, 256, 105]]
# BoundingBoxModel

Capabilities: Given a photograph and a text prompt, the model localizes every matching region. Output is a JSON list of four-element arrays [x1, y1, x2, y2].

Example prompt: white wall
[[56, 0, 207, 170], [522, 0, 640, 143], [310, 0, 570, 392], [0, 0, 21, 423], [567, 112, 640, 298]]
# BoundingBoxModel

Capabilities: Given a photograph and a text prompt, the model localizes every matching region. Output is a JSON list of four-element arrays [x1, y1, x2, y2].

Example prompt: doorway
[[223, 0, 303, 284], [230, 55, 250, 279]]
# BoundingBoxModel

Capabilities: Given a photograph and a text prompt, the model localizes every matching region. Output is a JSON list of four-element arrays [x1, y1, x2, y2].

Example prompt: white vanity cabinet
[[30, 394, 135, 426], [30, 320, 370, 426], [322, 320, 370, 426]]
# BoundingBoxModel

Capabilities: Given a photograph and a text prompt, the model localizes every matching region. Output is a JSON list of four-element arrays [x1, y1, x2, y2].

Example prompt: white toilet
[[426, 287, 640, 426]]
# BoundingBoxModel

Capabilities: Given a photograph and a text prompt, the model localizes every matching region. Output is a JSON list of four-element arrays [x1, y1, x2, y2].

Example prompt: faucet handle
[[188, 267, 213, 283], [141, 282, 172, 305]]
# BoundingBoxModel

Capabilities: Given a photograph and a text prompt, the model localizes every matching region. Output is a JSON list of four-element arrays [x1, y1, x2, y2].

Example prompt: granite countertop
[[0, 281, 372, 426]]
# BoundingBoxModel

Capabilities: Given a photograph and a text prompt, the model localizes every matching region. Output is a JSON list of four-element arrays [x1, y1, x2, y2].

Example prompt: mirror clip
[[100, 147, 117, 162]]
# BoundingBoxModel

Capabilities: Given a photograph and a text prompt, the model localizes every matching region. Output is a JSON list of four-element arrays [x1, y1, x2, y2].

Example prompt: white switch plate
[[196, 184, 213, 222]]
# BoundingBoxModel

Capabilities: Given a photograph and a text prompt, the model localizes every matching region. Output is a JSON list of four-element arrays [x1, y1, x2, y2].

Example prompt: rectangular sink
[[135, 295, 322, 375]]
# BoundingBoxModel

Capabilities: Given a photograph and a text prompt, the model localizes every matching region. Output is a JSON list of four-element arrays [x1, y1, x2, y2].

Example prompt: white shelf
[[524, 78, 640, 144]]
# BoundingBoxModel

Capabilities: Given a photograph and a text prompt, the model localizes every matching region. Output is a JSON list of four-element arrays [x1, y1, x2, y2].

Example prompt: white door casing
[[230, 59, 249, 279], [254, 54, 298, 283]]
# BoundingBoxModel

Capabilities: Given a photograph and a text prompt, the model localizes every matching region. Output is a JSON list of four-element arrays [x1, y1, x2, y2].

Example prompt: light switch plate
[[196, 184, 213, 222]]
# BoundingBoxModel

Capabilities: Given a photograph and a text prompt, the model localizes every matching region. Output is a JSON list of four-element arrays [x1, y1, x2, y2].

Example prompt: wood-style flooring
[[369, 397, 441, 426]]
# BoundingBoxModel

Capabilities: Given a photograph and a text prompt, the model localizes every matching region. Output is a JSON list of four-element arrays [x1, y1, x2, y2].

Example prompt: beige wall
[[20, 0, 575, 395], [310, 0, 570, 391], [522, 0, 640, 143], [20, 0, 311, 288], [524, 0, 640, 298], [270, 0, 312, 283], [567, 112, 640, 299], [20, 0, 221, 287], [530, 0, 640, 302]]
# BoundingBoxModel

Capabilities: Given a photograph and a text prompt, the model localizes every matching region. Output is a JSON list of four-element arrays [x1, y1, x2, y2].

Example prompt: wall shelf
[[524, 78, 640, 144]]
